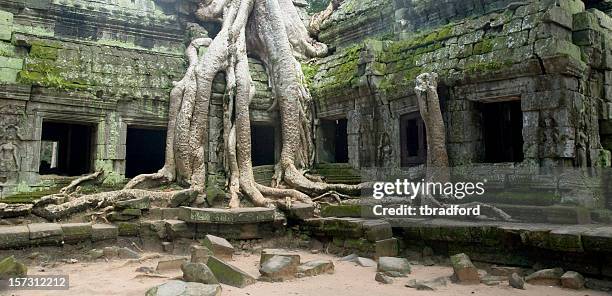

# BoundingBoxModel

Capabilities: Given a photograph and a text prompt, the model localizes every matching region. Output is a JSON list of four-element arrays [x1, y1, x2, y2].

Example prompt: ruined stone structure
[[1, 0, 612, 211]]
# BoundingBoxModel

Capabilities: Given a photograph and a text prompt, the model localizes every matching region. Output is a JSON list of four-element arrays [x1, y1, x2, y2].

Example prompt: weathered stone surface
[[525, 268, 564, 286], [116, 197, 150, 210], [561, 271, 584, 289], [481, 275, 507, 286], [0, 203, 32, 218], [490, 265, 523, 277], [157, 258, 188, 272], [181, 262, 219, 284], [0, 256, 27, 280], [356, 257, 377, 267], [375, 238, 399, 258], [284, 203, 315, 220], [375, 272, 393, 284], [103, 246, 119, 259], [259, 255, 299, 282], [509, 273, 525, 289], [450, 253, 479, 284], [118, 247, 140, 259], [405, 277, 448, 290], [0, 226, 29, 249], [117, 222, 140, 236], [91, 224, 118, 241], [61, 223, 92, 243], [202, 235, 234, 260], [377, 257, 411, 276], [206, 256, 256, 288], [339, 253, 358, 261], [28, 223, 63, 245], [165, 220, 194, 240], [180, 207, 275, 223], [260, 249, 300, 266], [582, 227, 612, 252], [145, 280, 221, 296], [297, 260, 334, 277], [88, 249, 104, 259], [190, 245, 213, 264]]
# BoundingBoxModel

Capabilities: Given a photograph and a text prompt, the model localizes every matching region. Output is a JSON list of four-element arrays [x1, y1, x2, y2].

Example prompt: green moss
[[464, 60, 513, 74], [314, 43, 364, 97], [29, 45, 58, 60], [301, 62, 319, 88], [472, 37, 494, 55], [3, 187, 60, 204], [321, 204, 361, 217]]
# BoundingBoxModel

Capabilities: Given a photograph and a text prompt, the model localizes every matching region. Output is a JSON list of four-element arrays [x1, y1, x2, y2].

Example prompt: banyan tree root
[[59, 170, 104, 195], [120, 0, 366, 209]]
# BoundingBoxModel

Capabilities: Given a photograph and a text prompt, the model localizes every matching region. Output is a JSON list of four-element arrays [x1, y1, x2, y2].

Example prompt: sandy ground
[[3, 250, 609, 296]]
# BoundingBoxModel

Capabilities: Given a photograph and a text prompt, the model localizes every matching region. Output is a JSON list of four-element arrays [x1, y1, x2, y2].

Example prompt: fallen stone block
[[182, 262, 219, 284], [165, 220, 195, 240], [88, 249, 104, 259], [450, 253, 479, 284], [118, 247, 140, 259], [0, 256, 27, 280], [561, 271, 584, 289], [377, 257, 411, 276], [0, 226, 29, 249], [191, 245, 213, 263], [405, 276, 448, 290], [297, 260, 334, 277], [260, 249, 300, 266], [156, 257, 188, 272], [145, 280, 221, 296], [28, 223, 63, 245], [375, 238, 398, 258], [509, 273, 525, 289], [356, 257, 376, 267], [91, 224, 118, 241], [61, 223, 92, 243], [525, 268, 563, 286], [202, 235, 234, 260], [481, 275, 507, 286], [340, 253, 358, 262], [259, 255, 299, 282], [206, 256, 256, 288], [490, 265, 524, 276], [375, 272, 393, 284], [103, 246, 119, 259]]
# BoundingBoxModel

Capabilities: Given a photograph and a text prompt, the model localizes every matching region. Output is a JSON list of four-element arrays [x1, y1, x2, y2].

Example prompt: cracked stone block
[[202, 235, 234, 260], [180, 207, 275, 223]]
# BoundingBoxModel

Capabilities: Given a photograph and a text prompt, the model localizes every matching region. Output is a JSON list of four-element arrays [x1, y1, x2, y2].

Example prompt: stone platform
[[0, 223, 118, 249], [392, 218, 612, 278], [179, 207, 276, 224]]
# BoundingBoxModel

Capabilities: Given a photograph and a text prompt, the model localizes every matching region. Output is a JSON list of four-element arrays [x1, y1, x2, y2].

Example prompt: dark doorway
[[125, 127, 167, 178], [479, 100, 524, 163], [318, 119, 349, 163], [400, 112, 427, 167], [39, 121, 95, 176], [251, 125, 276, 166]]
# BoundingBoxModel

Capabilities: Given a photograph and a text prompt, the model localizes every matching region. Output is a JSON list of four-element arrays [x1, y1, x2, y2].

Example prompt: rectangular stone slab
[[180, 207, 275, 224], [61, 223, 92, 243], [28, 223, 63, 245], [92, 224, 118, 241], [0, 226, 29, 249]]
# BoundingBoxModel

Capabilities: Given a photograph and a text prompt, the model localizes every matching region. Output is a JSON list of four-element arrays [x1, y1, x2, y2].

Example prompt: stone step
[[0, 223, 118, 249], [179, 207, 276, 224]]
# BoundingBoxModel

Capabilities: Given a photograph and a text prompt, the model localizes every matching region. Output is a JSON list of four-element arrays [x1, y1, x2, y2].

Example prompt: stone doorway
[[400, 112, 427, 167], [125, 127, 167, 178], [251, 124, 276, 166], [478, 100, 524, 163], [39, 121, 96, 176], [317, 119, 349, 163]]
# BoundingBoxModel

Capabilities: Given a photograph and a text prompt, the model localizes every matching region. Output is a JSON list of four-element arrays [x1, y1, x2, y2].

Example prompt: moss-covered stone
[[206, 256, 256, 288], [0, 256, 27, 280]]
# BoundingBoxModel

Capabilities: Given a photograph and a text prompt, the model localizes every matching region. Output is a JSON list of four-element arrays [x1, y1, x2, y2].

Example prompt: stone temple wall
[[0, 0, 278, 197], [309, 0, 612, 208]]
